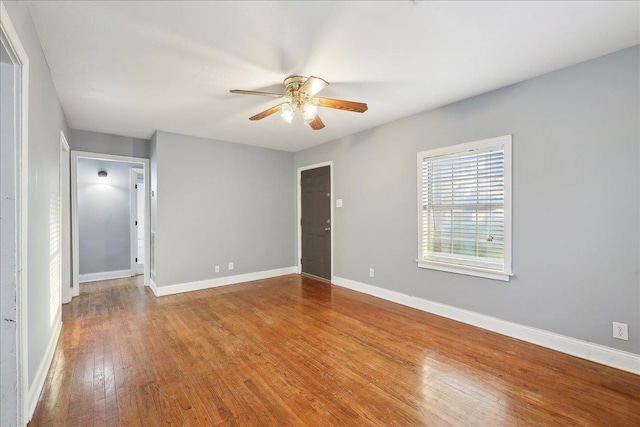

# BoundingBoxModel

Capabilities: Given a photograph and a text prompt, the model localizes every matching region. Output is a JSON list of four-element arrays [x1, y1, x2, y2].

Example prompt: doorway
[[298, 162, 333, 281], [71, 152, 150, 292]]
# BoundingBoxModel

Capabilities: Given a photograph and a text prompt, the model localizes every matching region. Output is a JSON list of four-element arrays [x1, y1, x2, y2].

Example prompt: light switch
[[336, 199, 343, 208]]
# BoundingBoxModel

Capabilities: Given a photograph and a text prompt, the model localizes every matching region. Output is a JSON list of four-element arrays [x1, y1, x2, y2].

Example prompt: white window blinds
[[417, 135, 512, 281]]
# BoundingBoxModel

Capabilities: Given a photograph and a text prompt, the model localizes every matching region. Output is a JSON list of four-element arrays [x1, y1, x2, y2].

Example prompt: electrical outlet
[[215, 265, 220, 273], [613, 322, 629, 340], [369, 268, 374, 278], [228, 262, 234, 270]]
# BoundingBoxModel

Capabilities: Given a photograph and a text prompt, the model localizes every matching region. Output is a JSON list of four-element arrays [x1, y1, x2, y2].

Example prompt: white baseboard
[[26, 314, 62, 422], [151, 266, 298, 297], [79, 269, 131, 283], [150, 277, 158, 295], [332, 276, 640, 375]]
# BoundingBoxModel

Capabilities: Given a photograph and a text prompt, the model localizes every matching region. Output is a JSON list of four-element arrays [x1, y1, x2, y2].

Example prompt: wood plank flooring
[[29, 274, 639, 426]]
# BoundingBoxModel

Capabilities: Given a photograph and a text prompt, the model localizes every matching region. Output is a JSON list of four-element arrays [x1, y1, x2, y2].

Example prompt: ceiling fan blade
[[249, 104, 284, 121], [308, 115, 325, 131], [230, 89, 283, 98], [315, 97, 368, 113], [299, 76, 329, 97]]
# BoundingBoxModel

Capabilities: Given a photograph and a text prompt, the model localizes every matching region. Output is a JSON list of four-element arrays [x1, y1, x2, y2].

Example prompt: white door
[[130, 169, 145, 276]]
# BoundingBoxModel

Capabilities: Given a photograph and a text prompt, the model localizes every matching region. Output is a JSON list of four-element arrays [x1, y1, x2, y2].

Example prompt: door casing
[[297, 161, 333, 282], [0, 3, 30, 424], [71, 151, 151, 292], [60, 131, 71, 304]]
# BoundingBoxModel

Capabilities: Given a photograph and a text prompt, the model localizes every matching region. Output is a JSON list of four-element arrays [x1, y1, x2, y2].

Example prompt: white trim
[[59, 130, 70, 151], [297, 161, 334, 281], [79, 269, 132, 283], [503, 136, 513, 277], [60, 132, 71, 304], [150, 230, 156, 277], [419, 134, 512, 159], [417, 260, 512, 281], [70, 151, 79, 297], [150, 277, 159, 296], [71, 151, 151, 297], [25, 314, 61, 422], [143, 165, 150, 286], [1, 4, 30, 425], [151, 267, 297, 297], [332, 276, 640, 375]]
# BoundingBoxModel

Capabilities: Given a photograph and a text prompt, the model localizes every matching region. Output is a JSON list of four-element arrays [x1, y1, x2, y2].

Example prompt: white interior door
[[131, 168, 144, 275]]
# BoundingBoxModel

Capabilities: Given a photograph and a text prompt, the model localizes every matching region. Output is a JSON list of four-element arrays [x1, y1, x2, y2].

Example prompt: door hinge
[[135, 257, 138, 263], [135, 184, 138, 189], [135, 221, 138, 226]]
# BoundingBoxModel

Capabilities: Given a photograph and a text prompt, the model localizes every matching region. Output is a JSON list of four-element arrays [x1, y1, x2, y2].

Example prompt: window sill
[[417, 260, 512, 282]]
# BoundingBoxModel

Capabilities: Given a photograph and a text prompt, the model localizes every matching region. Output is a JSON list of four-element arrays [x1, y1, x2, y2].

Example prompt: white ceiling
[[28, 1, 639, 152]]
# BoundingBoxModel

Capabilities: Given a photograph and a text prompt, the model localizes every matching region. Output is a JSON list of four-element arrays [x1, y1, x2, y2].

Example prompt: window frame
[[416, 135, 513, 281]]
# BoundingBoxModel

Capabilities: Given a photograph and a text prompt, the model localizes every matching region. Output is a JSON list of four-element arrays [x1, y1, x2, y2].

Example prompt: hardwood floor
[[29, 275, 639, 426]]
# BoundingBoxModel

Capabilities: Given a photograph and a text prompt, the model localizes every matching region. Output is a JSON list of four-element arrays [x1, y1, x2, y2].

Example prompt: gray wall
[[77, 159, 139, 275], [68, 128, 150, 158], [3, 1, 70, 389], [152, 131, 295, 287], [295, 46, 640, 354]]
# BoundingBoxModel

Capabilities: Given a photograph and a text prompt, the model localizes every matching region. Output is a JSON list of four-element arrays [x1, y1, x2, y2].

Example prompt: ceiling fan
[[230, 76, 368, 130]]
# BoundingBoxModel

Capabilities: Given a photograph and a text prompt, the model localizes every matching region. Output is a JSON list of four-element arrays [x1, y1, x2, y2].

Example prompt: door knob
[[325, 227, 331, 231]]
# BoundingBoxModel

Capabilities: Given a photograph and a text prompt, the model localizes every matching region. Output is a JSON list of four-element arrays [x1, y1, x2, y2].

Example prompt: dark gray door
[[301, 166, 331, 280]]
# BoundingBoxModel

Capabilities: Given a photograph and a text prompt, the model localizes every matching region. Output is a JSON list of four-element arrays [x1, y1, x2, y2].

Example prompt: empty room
[[0, 1, 639, 426]]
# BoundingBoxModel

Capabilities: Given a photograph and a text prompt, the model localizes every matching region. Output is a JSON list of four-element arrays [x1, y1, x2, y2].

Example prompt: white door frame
[[296, 161, 334, 282], [1, 3, 30, 425], [71, 151, 151, 292], [60, 132, 71, 304], [130, 168, 144, 276]]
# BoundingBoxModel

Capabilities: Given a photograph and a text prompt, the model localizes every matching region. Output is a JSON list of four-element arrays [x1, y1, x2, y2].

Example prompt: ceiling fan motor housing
[[284, 76, 314, 108]]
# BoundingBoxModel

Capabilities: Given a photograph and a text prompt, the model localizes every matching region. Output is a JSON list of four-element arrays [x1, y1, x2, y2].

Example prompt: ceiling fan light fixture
[[303, 103, 318, 123], [231, 75, 367, 131], [281, 102, 294, 123]]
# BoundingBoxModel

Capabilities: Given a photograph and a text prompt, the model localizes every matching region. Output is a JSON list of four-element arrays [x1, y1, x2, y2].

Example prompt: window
[[417, 135, 512, 281]]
